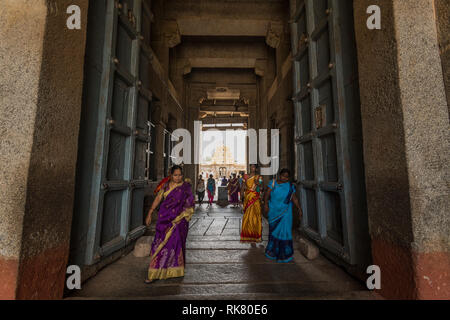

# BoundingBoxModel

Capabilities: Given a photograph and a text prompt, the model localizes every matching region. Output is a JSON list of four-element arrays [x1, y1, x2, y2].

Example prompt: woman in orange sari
[[240, 164, 263, 242]]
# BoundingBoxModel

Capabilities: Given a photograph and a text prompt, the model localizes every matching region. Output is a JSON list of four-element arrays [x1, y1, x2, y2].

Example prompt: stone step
[[187, 235, 269, 241], [69, 290, 378, 300], [185, 249, 311, 264], [186, 240, 269, 250]]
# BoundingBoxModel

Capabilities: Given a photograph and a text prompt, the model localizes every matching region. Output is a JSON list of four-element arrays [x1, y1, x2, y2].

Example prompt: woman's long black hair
[[170, 165, 183, 175]]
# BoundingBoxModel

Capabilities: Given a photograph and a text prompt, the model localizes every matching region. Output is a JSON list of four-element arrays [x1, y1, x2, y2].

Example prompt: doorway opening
[[199, 123, 247, 202]]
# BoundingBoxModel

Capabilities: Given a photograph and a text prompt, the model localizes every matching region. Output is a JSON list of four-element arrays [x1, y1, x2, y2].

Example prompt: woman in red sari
[[144, 165, 195, 283]]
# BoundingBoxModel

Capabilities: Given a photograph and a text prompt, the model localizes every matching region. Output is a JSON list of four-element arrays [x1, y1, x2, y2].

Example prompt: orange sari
[[240, 175, 262, 242]]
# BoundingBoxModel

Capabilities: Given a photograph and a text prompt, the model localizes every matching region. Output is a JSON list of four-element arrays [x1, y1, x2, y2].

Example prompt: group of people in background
[[195, 174, 217, 207], [143, 164, 303, 284], [195, 172, 244, 208]]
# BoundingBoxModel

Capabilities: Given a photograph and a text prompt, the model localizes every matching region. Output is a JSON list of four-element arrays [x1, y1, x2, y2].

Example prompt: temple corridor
[[1, 0, 448, 300], [69, 205, 376, 300]]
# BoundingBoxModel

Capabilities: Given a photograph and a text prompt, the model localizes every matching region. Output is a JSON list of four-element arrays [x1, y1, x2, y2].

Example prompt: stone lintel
[[177, 18, 270, 37]]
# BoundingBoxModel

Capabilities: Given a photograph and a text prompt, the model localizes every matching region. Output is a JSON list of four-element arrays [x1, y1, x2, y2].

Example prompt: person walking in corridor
[[228, 173, 240, 207], [144, 165, 195, 283], [240, 164, 263, 242], [264, 168, 302, 263], [196, 175, 205, 206], [207, 174, 216, 207]]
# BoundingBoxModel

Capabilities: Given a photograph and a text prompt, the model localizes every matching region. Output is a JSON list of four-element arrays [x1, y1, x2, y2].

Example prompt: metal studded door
[[290, 0, 370, 267], [73, 0, 155, 266]]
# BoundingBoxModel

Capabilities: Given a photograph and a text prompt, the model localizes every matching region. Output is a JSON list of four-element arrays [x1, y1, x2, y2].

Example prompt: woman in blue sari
[[263, 168, 302, 263]]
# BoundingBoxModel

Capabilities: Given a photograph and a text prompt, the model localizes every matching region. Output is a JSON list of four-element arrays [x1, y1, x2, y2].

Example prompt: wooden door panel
[[111, 74, 132, 127], [323, 190, 343, 244], [134, 140, 147, 180], [106, 131, 128, 181], [101, 190, 125, 245], [321, 133, 338, 182], [139, 52, 150, 89], [302, 141, 315, 181], [130, 188, 145, 231], [317, 80, 335, 126], [305, 188, 319, 233], [136, 96, 150, 133]]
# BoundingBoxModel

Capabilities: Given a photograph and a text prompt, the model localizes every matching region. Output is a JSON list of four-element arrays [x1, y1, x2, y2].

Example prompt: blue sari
[[265, 180, 296, 263]]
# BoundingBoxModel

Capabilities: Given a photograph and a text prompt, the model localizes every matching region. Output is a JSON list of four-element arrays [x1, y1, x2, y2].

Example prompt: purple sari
[[148, 181, 195, 280], [228, 178, 240, 204]]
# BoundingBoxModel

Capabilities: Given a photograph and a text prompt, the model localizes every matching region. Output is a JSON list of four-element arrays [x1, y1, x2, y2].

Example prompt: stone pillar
[[354, 0, 450, 299], [184, 105, 199, 184], [277, 114, 294, 172], [0, 0, 88, 299], [434, 0, 450, 109]]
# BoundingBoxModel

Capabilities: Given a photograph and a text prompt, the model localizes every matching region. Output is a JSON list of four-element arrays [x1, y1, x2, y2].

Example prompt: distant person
[[264, 168, 302, 263], [196, 175, 205, 206], [238, 174, 244, 203], [221, 176, 228, 186], [228, 173, 240, 207], [240, 164, 263, 242], [207, 174, 216, 207]]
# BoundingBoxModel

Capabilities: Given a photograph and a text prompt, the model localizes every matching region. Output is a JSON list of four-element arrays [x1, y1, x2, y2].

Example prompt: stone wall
[[354, 0, 450, 299], [434, 0, 450, 110], [0, 0, 89, 299]]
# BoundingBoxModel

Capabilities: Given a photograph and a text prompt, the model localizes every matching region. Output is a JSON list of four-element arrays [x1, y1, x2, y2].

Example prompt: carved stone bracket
[[163, 20, 181, 48], [254, 59, 266, 77], [151, 102, 163, 123], [183, 62, 192, 75], [266, 21, 284, 48]]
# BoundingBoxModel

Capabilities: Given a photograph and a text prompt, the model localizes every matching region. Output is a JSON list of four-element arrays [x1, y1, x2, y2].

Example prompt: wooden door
[[290, 0, 370, 267], [73, 0, 155, 266]]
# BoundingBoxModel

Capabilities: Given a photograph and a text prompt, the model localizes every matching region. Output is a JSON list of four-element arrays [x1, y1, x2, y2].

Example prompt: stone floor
[[69, 204, 378, 300]]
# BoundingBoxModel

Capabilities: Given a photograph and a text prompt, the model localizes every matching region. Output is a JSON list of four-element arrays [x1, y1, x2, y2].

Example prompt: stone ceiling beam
[[200, 106, 249, 112], [177, 19, 273, 37], [186, 58, 266, 77], [189, 58, 256, 69], [201, 116, 249, 125]]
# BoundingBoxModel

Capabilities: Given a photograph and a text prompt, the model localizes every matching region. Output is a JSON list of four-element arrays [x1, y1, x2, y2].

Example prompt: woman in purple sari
[[227, 173, 240, 207], [144, 165, 195, 283]]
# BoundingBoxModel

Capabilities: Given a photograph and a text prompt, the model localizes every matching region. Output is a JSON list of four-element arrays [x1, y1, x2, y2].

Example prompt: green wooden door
[[73, 0, 155, 266], [290, 0, 370, 268]]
